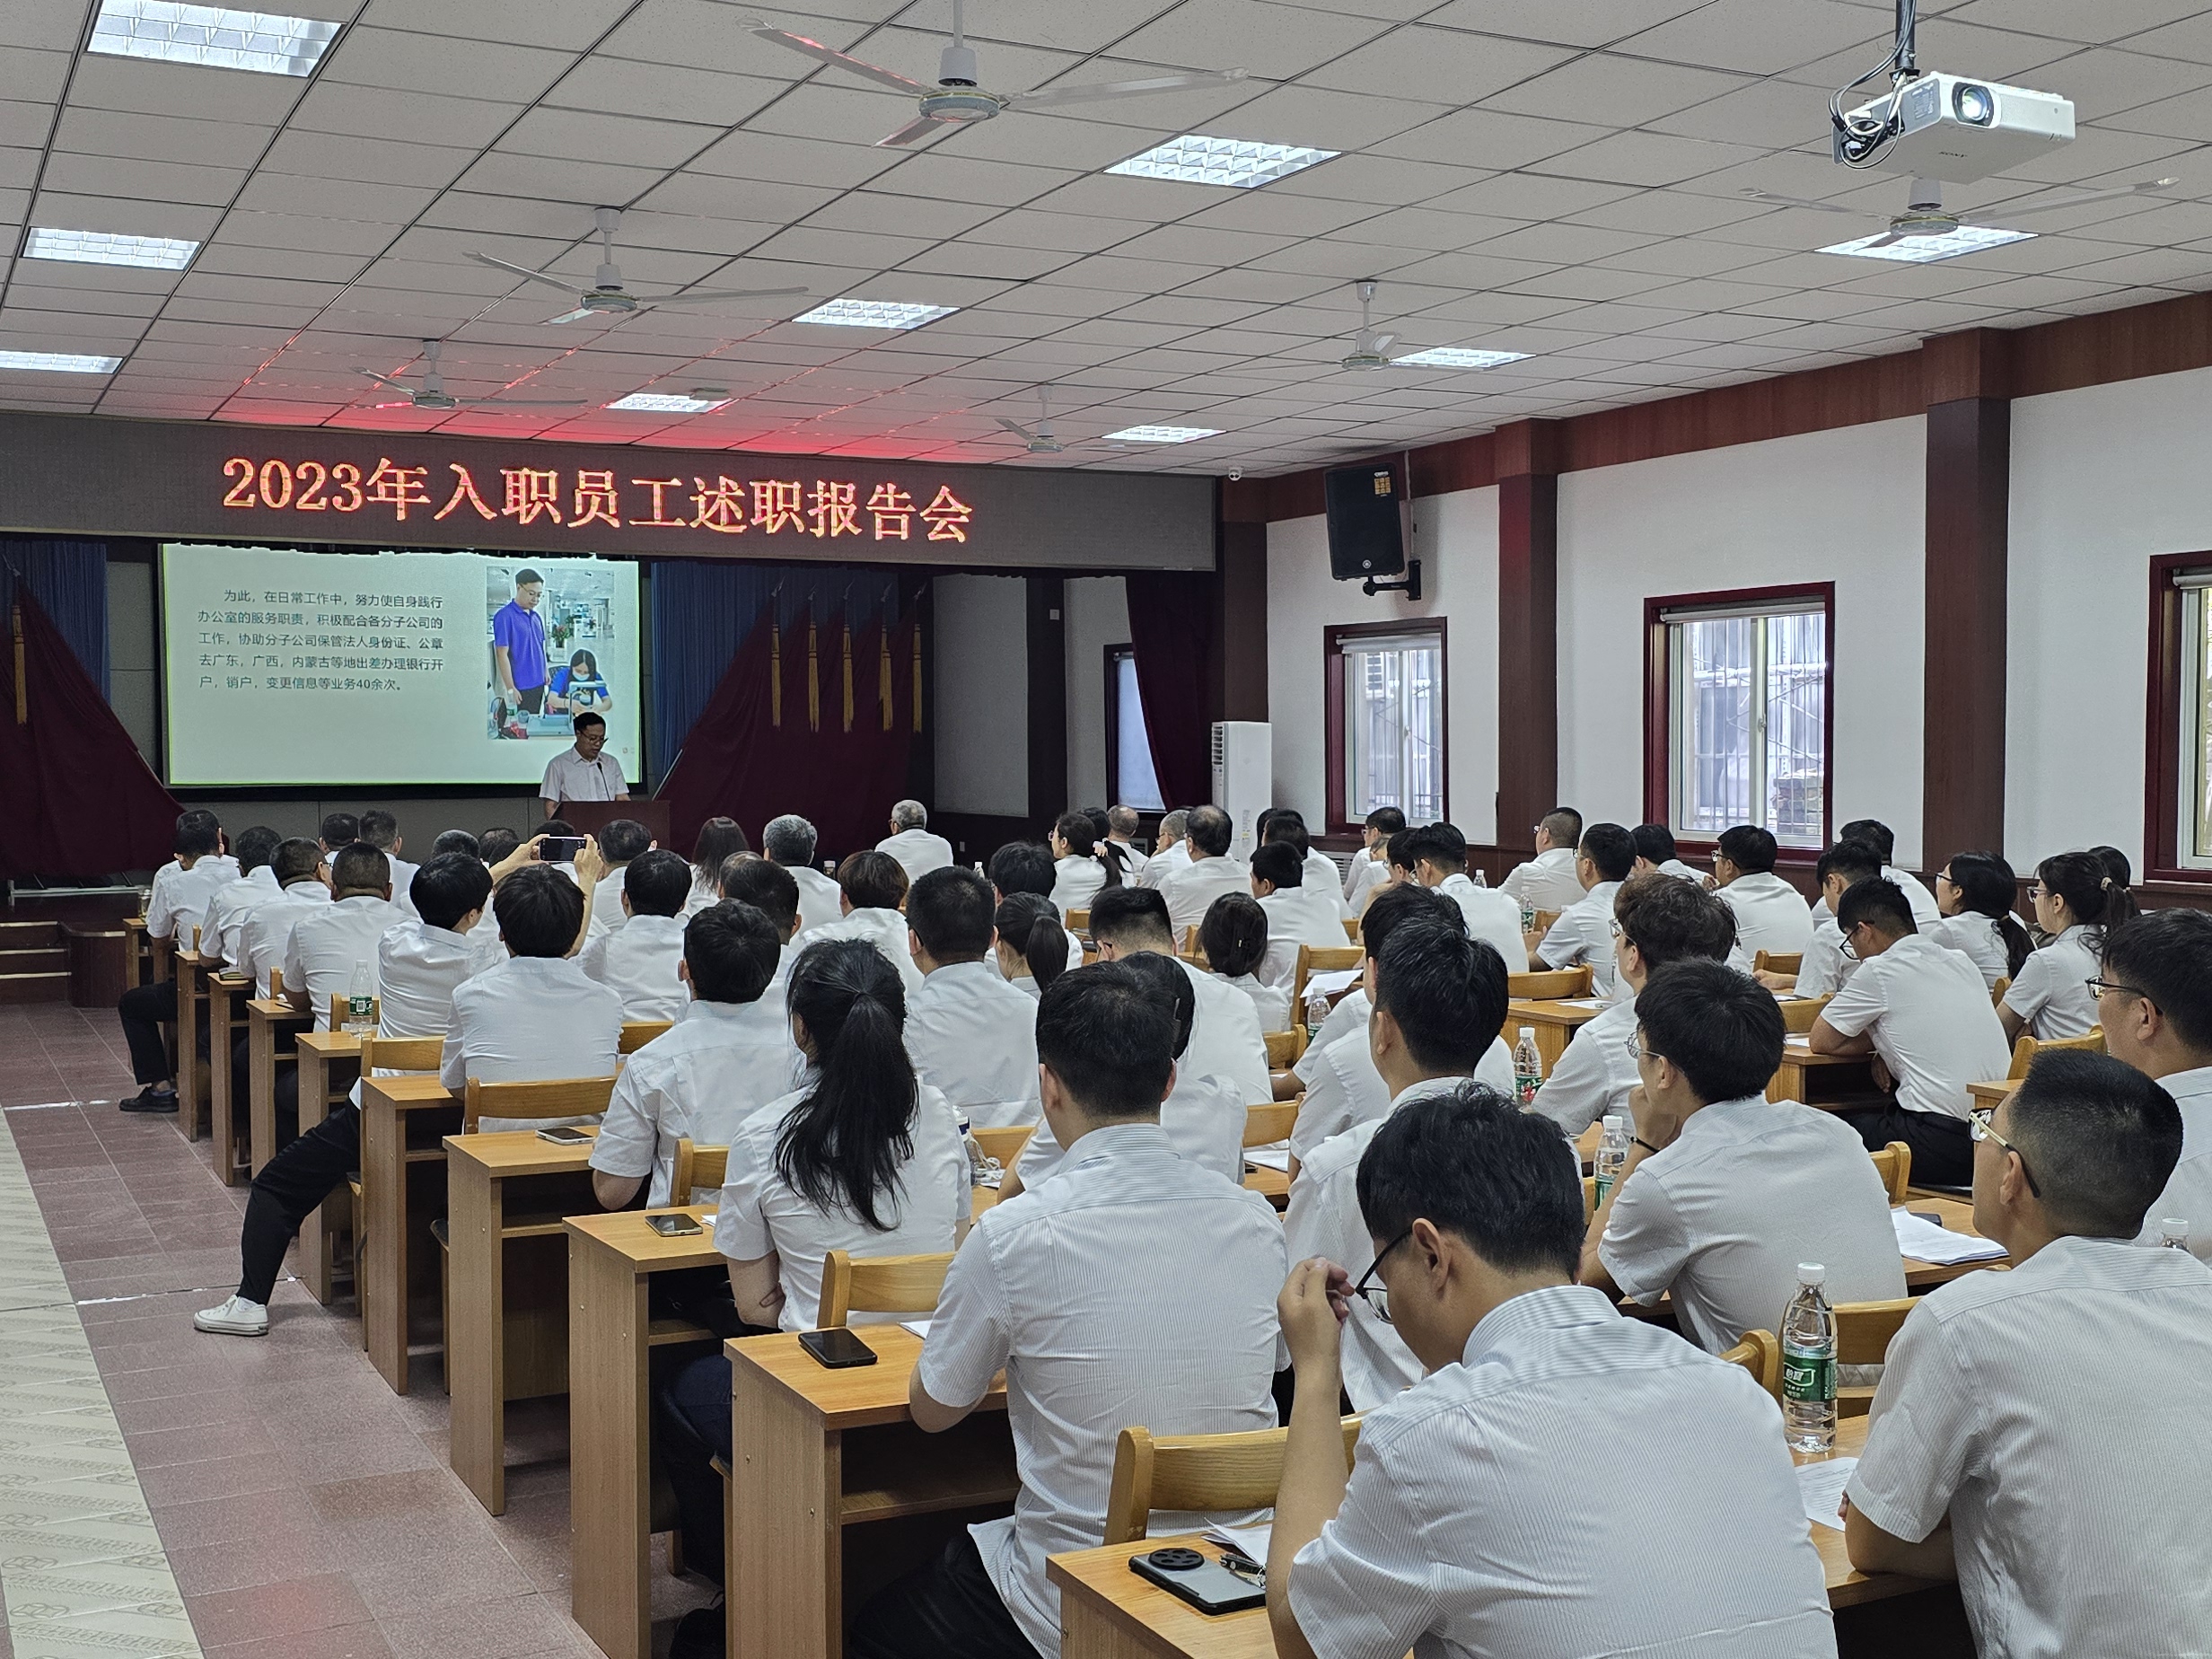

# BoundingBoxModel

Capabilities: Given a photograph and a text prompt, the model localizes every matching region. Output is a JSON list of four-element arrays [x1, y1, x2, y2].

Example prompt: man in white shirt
[[316, 812, 358, 868], [589, 900, 802, 1209], [1846, 1054, 2212, 1655], [763, 812, 842, 934], [2096, 910, 2212, 1259], [1813, 878, 2013, 1187], [1830, 817, 1940, 927], [1269, 1088, 1836, 1659], [1531, 821, 1633, 995], [1284, 912, 1514, 1409], [1156, 803, 1250, 937], [580, 848, 692, 1021], [539, 710, 628, 818], [198, 827, 282, 974], [197, 853, 493, 1338], [1103, 803, 1148, 886], [803, 850, 924, 995], [1342, 806, 1404, 914], [1498, 805, 1587, 914], [1710, 823, 1815, 960], [1251, 841, 1349, 987], [283, 843, 404, 1035], [236, 838, 332, 1001], [986, 842, 1085, 976], [851, 962, 1286, 1659], [903, 867, 1040, 1129], [1086, 885, 1270, 1110], [1585, 959, 1906, 1353], [357, 810, 419, 921], [583, 818, 654, 943], [1262, 811, 1351, 922], [876, 798, 954, 882], [1135, 808, 1190, 891], [719, 857, 803, 1005], [1759, 839, 1881, 998], [1403, 821, 1524, 967], [117, 810, 246, 1113], [1630, 821, 1704, 883]]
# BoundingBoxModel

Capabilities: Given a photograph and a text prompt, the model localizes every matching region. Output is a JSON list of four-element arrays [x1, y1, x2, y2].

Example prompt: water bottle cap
[[1517, 1026, 1533, 1040], [1797, 1263, 1827, 1283], [1602, 1114, 1623, 1131]]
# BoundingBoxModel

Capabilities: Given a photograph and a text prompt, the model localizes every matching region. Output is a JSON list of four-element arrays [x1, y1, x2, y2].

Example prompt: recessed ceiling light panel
[[794, 298, 957, 330], [606, 391, 731, 413], [1107, 135, 1339, 189], [1820, 225, 2034, 263], [88, 0, 339, 77], [1391, 347, 1530, 369], [0, 350, 122, 373], [1104, 425, 1220, 443], [26, 227, 200, 270]]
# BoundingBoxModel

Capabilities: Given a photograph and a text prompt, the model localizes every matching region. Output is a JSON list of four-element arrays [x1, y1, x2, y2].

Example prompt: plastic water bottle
[[1513, 1026, 1542, 1104], [2158, 1217, 2190, 1251], [342, 961, 375, 1034], [1593, 1115, 1629, 1207], [1520, 898, 1538, 933], [1781, 1264, 1838, 1454], [1304, 985, 1330, 1032]]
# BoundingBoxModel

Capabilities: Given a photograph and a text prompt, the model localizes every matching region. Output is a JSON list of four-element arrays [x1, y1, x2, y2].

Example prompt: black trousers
[[847, 1532, 1042, 1659], [118, 980, 177, 1085], [236, 1102, 357, 1304], [1839, 1101, 1973, 1187], [517, 683, 545, 714]]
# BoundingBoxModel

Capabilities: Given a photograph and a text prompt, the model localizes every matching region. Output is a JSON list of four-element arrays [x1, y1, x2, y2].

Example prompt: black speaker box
[[1324, 465, 1408, 581]]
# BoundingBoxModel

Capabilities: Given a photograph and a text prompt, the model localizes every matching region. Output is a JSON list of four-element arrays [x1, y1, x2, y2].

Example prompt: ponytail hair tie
[[2102, 876, 2115, 891]]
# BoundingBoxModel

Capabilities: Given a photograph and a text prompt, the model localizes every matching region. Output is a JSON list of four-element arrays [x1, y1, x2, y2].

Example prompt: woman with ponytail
[[992, 891, 1071, 997], [2001, 850, 2141, 1042], [1200, 892, 1291, 1031], [1929, 851, 2033, 990], [1048, 811, 1114, 913]]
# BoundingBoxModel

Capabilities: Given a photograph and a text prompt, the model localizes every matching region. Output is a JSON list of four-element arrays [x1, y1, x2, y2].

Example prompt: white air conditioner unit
[[1211, 721, 1272, 861]]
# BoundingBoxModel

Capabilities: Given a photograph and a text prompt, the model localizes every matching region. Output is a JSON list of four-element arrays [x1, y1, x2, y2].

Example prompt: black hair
[[1357, 1085, 1584, 1277], [988, 840, 1056, 900], [569, 647, 599, 674], [1199, 894, 1270, 979], [1055, 812, 1124, 891], [1816, 838, 1884, 889], [2102, 910, 2212, 1055], [479, 828, 520, 865], [1085, 884, 1173, 952], [358, 809, 399, 850], [1578, 822, 1635, 882], [495, 865, 585, 958], [1365, 806, 1407, 835], [1716, 824, 1778, 874], [1630, 822, 1678, 865], [1119, 950, 1197, 1061], [410, 852, 493, 932], [233, 825, 281, 874], [1263, 814, 1312, 859], [2037, 849, 2140, 940], [540, 818, 578, 838], [1400, 821, 1469, 873], [1540, 807, 1584, 847], [1083, 806, 1110, 838], [172, 809, 223, 858], [721, 856, 800, 936], [1837, 876, 1916, 937], [684, 900, 781, 1004], [1186, 804, 1233, 858], [1636, 959, 1785, 1104], [271, 838, 322, 885], [597, 819, 653, 865], [1839, 818, 1896, 864], [574, 713, 607, 735], [1943, 851, 2032, 977], [1251, 841, 1304, 890], [996, 892, 1070, 989], [1034, 960, 1176, 1118], [514, 566, 543, 586], [2010, 1050, 2184, 1237], [777, 938, 917, 1233], [432, 829, 479, 860], [837, 849, 909, 912], [1611, 873, 1736, 968], [908, 866, 994, 961], [2091, 845, 2134, 888], [691, 816, 751, 881], [319, 812, 358, 847], [623, 849, 691, 917], [1384, 829, 1418, 873], [331, 843, 390, 894], [1374, 916, 1507, 1075], [1357, 882, 1462, 962]]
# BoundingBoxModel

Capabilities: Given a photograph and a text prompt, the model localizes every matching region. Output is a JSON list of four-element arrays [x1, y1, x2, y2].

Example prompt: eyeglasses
[[2086, 978, 2148, 1001], [1838, 926, 1862, 961], [1968, 1106, 2041, 1198], [1351, 1230, 1410, 1324], [1620, 1035, 1662, 1066], [2027, 884, 2050, 900], [1936, 870, 1959, 888]]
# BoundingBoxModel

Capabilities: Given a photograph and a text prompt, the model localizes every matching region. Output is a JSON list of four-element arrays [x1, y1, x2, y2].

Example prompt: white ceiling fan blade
[[636, 285, 811, 306], [355, 367, 415, 391], [467, 251, 592, 295], [1370, 330, 1399, 356], [1739, 189, 1866, 217], [995, 416, 1039, 441], [544, 304, 602, 326], [748, 25, 934, 94], [876, 114, 947, 147], [1956, 178, 2180, 226], [1004, 67, 1246, 110]]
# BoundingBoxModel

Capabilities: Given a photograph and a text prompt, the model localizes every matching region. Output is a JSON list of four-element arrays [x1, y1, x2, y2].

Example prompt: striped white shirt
[[1292, 1030, 1514, 1163], [903, 959, 1040, 1130], [2139, 1065, 2212, 1261], [1528, 994, 1640, 1136]]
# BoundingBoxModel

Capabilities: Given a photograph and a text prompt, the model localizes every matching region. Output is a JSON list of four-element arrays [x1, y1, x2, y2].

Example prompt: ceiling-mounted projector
[[1836, 73, 2072, 184]]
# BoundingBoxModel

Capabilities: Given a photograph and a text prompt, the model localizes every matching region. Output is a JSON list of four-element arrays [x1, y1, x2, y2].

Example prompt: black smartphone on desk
[[645, 1213, 701, 1237], [1128, 1547, 1265, 1614], [797, 1327, 879, 1369], [536, 1125, 591, 1145]]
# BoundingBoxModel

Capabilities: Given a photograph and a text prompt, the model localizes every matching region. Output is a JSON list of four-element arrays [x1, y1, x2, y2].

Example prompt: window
[[1645, 586, 1831, 851], [1104, 645, 1164, 812], [2146, 556, 2212, 880], [1324, 620, 1446, 834]]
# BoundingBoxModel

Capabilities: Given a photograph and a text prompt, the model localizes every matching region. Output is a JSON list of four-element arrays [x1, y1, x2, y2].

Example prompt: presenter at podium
[[541, 712, 630, 818]]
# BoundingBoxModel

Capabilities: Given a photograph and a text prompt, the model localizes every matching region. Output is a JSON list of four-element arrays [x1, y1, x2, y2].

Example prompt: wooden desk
[[172, 950, 208, 1142], [1896, 1196, 2007, 1290], [359, 1075, 463, 1395], [566, 1206, 726, 1659], [122, 916, 148, 990], [727, 1324, 1016, 1659], [1966, 1078, 2017, 1112], [1770, 1039, 1880, 1110], [1507, 998, 1606, 1075], [246, 996, 312, 1179], [204, 974, 250, 1172], [1242, 1164, 1287, 1209], [444, 1129, 598, 1514], [293, 1031, 361, 1302]]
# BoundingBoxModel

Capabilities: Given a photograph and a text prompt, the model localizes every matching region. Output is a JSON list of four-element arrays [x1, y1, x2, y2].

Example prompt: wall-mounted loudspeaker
[[1324, 463, 1421, 601]]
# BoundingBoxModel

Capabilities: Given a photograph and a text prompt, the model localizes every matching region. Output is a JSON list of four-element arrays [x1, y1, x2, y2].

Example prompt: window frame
[[1641, 582, 1834, 858], [1103, 642, 1164, 814], [1323, 617, 1449, 837], [2144, 552, 2212, 884]]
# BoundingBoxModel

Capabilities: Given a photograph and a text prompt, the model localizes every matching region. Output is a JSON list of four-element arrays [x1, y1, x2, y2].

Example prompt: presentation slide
[[162, 543, 642, 787]]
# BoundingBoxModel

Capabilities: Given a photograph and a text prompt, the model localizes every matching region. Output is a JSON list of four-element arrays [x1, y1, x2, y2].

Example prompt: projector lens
[[1953, 83, 1994, 126]]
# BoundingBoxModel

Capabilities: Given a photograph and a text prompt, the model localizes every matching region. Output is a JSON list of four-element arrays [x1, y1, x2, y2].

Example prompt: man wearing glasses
[[2094, 908, 2212, 1260], [1268, 1088, 1836, 1659], [1845, 1051, 2212, 1655]]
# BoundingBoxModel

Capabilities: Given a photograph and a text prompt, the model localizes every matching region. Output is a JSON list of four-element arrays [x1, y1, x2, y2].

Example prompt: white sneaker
[[193, 1295, 268, 1337]]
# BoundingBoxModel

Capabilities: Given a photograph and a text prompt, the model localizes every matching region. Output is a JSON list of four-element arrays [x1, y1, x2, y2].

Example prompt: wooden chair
[[1242, 1101, 1296, 1148], [1530, 908, 1563, 939], [1102, 1417, 1364, 1546], [619, 1019, 672, 1055], [816, 1249, 954, 1329], [1753, 950, 1803, 978], [1263, 1029, 1306, 1069], [1990, 976, 2011, 1009], [1719, 1329, 1781, 1398], [1581, 1172, 1596, 1223], [268, 967, 285, 998], [1066, 908, 1089, 933], [1507, 965, 1592, 1001], [1867, 1140, 1912, 1204], [1292, 944, 1363, 1014], [1833, 1296, 1917, 1418], [357, 1033, 442, 1074], [970, 1125, 1032, 1171], [2006, 1026, 2103, 1079], [461, 1075, 617, 1132], [1779, 993, 1832, 1035], [1341, 917, 1361, 943], [669, 1137, 729, 1204]]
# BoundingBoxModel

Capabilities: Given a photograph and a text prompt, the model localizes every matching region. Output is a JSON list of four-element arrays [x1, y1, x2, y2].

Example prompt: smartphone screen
[[646, 1213, 702, 1237], [536, 1125, 591, 1145], [539, 835, 587, 863], [797, 1327, 879, 1368]]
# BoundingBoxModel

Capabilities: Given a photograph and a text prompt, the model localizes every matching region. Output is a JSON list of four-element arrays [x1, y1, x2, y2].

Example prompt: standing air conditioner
[[1211, 721, 1272, 861]]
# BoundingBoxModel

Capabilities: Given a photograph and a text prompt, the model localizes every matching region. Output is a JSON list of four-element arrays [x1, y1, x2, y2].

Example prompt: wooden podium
[[555, 799, 672, 849]]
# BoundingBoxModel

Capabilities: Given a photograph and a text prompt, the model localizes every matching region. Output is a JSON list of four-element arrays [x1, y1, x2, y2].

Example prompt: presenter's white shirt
[[579, 910, 689, 1022], [540, 746, 626, 803], [800, 905, 926, 996], [1498, 847, 1584, 912], [199, 865, 279, 971], [1437, 872, 1529, 969], [238, 882, 329, 998], [876, 826, 955, 882], [904, 960, 1040, 1129], [285, 893, 404, 1031], [2002, 924, 2102, 1040], [439, 955, 623, 1131], [2140, 1066, 2212, 1262], [589, 998, 804, 1205], [1159, 854, 1251, 937], [1047, 856, 1105, 916], [1716, 871, 1815, 959], [1820, 933, 2011, 1121], [147, 855, 239, 944], [786, 865, 844, 934]]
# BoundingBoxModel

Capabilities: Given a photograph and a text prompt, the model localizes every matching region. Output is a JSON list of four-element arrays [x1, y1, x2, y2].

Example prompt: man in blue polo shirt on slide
[[493, 568, 549, 717]]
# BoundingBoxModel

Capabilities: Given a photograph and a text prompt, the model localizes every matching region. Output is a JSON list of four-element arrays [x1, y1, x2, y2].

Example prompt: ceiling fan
[[746, 0, 1247, 149], [988, 387, 1124, 455], [1742, 174, 2179, 251], [355, 338, 584, 411], [466, 207, 808, 324]]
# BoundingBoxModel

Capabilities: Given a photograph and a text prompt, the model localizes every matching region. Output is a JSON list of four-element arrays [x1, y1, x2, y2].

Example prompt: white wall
[[1267, 486, 1500, 841], [2009, 365, 2212, 866], [934, 573, 1029, 817], [106, 557, 157, 761], [1558, 417, 1928, 865], [1063, 575, 1129, 808]]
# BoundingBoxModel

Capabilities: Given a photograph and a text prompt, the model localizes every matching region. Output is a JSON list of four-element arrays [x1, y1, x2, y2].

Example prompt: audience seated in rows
[[903, 867, 1041, 1130]]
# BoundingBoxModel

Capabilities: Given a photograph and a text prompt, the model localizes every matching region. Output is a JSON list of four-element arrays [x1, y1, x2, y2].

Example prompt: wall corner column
[[1496, 419, 1562, 856]]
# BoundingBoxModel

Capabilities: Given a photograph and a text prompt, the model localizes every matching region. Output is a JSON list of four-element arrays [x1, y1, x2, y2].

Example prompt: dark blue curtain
[[0, 538, 108, 695]]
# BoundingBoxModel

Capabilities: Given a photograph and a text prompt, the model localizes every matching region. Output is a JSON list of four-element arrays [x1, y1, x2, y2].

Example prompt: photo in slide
[[485, 560, 622, 742]]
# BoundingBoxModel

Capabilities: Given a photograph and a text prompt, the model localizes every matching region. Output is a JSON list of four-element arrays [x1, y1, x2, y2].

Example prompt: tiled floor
[[0, 1003, 711, 1659]]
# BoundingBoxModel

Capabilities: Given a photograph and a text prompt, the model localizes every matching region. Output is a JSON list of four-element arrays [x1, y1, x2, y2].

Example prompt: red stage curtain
[[2, 590, 179, 880], [1124, 570, 1218, 812]]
